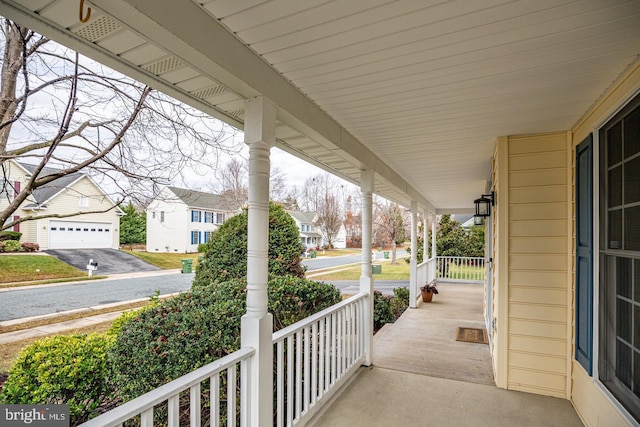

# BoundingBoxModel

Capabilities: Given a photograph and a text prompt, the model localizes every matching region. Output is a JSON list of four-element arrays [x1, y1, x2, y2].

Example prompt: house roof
[[17, 162, 86, 207], [166, 186, 228, 211], [286, 210, 317, 224]]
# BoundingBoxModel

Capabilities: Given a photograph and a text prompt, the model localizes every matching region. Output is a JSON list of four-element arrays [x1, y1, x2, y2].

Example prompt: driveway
[[45, 248, 160, 275]]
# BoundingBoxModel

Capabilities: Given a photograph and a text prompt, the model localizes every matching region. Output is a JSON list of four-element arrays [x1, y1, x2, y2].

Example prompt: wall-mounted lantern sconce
[[474, 191, 495, 219], [473, 216, 484, 226]]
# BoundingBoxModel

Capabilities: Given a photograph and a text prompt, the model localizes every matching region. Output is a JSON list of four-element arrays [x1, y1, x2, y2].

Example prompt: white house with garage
[[0, 160, 122, 249], [146, 186, 235, 253]]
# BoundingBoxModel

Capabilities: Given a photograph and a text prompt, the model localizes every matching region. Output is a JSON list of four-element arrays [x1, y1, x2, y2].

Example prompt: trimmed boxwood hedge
[[109, 276, 340, 401], [193, 202, 305, 286]]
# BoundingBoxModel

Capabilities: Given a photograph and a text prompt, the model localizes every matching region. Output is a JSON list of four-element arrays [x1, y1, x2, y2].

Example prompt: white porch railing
[[79, 346, 255, 427], [435, 256, 485, 283], [273, 291, 367, 427], [79, 293, 368, 427], [414, 257, 437, 306]]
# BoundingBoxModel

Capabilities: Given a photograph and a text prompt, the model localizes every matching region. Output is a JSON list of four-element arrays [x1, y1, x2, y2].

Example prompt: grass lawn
[[310, 260, 410, 281], [123, 251, 200, 270], [315, 248, 362, 257], [0, 255, 86, 283], [440, 264, 485, 280]]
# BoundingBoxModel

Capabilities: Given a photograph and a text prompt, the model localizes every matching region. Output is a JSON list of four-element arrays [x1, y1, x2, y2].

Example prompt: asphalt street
[[1, 251, 409, 321], [0, 273, 193, 321], [302, 249, 406, 270]]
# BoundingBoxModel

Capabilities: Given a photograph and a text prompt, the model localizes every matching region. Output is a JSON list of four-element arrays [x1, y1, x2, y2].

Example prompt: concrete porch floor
[[311, 283, 583, 427]]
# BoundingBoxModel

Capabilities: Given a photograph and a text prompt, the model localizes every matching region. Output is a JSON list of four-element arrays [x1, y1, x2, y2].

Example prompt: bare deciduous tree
[[373, 198, 407, 264], [300, 173, 344, 248], [0, 20, 239, 231]]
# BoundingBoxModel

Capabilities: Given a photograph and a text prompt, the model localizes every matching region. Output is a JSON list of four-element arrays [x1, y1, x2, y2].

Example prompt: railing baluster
[[324, 316, 330, 392], [287, 336, 293, 427], [227, 366, 236, 427], [311, 321, 318, 405], [304, 326, 310, 413], [240, 354, 250, 427], [190, 384, 201, 427], [168, 395, 179, 427], [331, 312, 337, 385], [140, 408, 153, 427], [211, 374, 220, 427], [276, 340, 283, 427], [295, 330, 302, 420]]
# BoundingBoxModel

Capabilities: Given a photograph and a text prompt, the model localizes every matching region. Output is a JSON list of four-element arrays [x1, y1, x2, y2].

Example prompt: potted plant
[[420, 283, 438, 302]]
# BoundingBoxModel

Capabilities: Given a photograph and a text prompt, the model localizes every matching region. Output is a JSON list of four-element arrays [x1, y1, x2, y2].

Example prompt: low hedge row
[[0, 276, 341, 425], [0, 241, 39, 253]]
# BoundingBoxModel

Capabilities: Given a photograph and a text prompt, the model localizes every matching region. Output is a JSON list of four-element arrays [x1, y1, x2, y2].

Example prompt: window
[[599, 93, 640, 421], [191, 230, 200, 245], [12, 215, 19, 232], [215, 213, 225, 224], [204, 231, 212, 243], [191, 210, 201, 222], [160, 211, 165, 223], [152, 212, 156, 219], [51, 227, 57, 231], [79, 196, 89, 207], [205, 212, 214, 223]]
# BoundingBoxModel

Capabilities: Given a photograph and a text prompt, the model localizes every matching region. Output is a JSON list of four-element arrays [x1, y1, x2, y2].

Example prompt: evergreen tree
[[119, 202, 146, 245]]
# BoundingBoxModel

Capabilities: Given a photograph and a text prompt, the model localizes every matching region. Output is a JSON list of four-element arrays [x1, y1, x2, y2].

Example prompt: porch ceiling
[[2, 0, 640, 211]]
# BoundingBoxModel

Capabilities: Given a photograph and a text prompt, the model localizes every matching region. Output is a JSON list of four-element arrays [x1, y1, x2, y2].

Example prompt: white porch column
[[409, 201, 418, 309], [241, 96, 275, 427], [360, 168, 374, 366], [422, 211, 429, 262], [431, 212, 437, 258]]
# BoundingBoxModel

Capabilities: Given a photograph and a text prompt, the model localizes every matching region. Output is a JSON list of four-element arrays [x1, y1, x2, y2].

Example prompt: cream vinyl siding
[[41, 177, 120, 249], [503, 132, 570, 398], [569, 58, 640, 427]]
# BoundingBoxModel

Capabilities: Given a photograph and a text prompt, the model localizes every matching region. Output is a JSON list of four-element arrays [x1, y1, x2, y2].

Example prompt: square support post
[[431, 213, 437, 259], [241, 96, 275, 427], [422, 211, 429, 263], [409, 201, 418, 308], [360, 169, 374, 366]]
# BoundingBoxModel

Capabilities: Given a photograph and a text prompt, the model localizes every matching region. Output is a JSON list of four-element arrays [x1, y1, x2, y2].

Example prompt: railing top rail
[[417, 257, 437, 268], [79, 346, 255, 427], [273, 291, 367, 341], [435, 256, 485, 261]]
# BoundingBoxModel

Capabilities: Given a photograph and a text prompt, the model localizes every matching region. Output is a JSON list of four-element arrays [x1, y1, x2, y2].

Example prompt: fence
[[435, 256, 485, 283]]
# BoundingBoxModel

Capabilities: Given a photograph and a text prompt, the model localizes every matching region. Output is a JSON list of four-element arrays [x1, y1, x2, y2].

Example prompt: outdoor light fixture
[[474, 191, 495, 219], [473, 216, 484, 226]]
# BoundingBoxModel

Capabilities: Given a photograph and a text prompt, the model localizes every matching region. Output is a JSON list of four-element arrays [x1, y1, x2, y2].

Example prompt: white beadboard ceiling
[[2, 0, 640, 212]]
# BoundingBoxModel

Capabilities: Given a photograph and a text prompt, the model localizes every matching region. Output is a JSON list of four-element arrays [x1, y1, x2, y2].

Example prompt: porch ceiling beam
[[87, 0, 434, 212]]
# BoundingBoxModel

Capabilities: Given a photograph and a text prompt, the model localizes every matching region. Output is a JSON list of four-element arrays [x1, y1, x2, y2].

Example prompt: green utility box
[[310, 250, 317, 258], [383, 251, 390, 259], [372, 264, 382, 274], [181, 259, 193, 273]]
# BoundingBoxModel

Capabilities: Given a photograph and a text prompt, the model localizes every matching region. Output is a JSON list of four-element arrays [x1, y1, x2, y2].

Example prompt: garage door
[[49, 220, 113, 249]]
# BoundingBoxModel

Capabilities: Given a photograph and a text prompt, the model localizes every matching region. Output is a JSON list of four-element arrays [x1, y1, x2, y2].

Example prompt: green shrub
[[390, 287, 410, 320], [193, 203, 305, 286], [2, 240, 22, 252], [373, 291, 393, 332], [0, 334, 114, 426], [197, 243, 208, 253], [109, 277, 340, 401], [0, 231, 21, 241]]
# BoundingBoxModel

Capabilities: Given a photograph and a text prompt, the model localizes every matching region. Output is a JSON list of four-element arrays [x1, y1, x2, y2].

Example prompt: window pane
[[625, 157, 640, 204], [617, 340, 632, 388], [626, 206, 640, 251], [610, 209, 623, 249], [618, 257, 632, 299], [624, 106, 640, 158], [609, 166, 623, 207], [635, 351, 640, 398], [609, 122, 623, 166], [635, 305, 640, 348], [618, 299, 632, 342], [635, 260, 640, 303]]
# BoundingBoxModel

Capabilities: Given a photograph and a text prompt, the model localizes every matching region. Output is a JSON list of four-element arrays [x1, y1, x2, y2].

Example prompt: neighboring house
[[0, 160, 122, 249], [287, 210, 322, 250], [286, 210, 347, 249], [146, 186, 235, 253]]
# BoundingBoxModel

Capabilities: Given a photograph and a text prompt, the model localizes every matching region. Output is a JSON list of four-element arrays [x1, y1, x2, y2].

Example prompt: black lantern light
[[474, 191, 495, 219]]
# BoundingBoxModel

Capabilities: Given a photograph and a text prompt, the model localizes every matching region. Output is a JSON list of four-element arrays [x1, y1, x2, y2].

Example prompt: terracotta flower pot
[[421, 289, 433, 302]]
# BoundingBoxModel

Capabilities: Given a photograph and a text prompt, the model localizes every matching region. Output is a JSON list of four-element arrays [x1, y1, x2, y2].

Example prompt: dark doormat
[[456, 327, 488, 344]]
